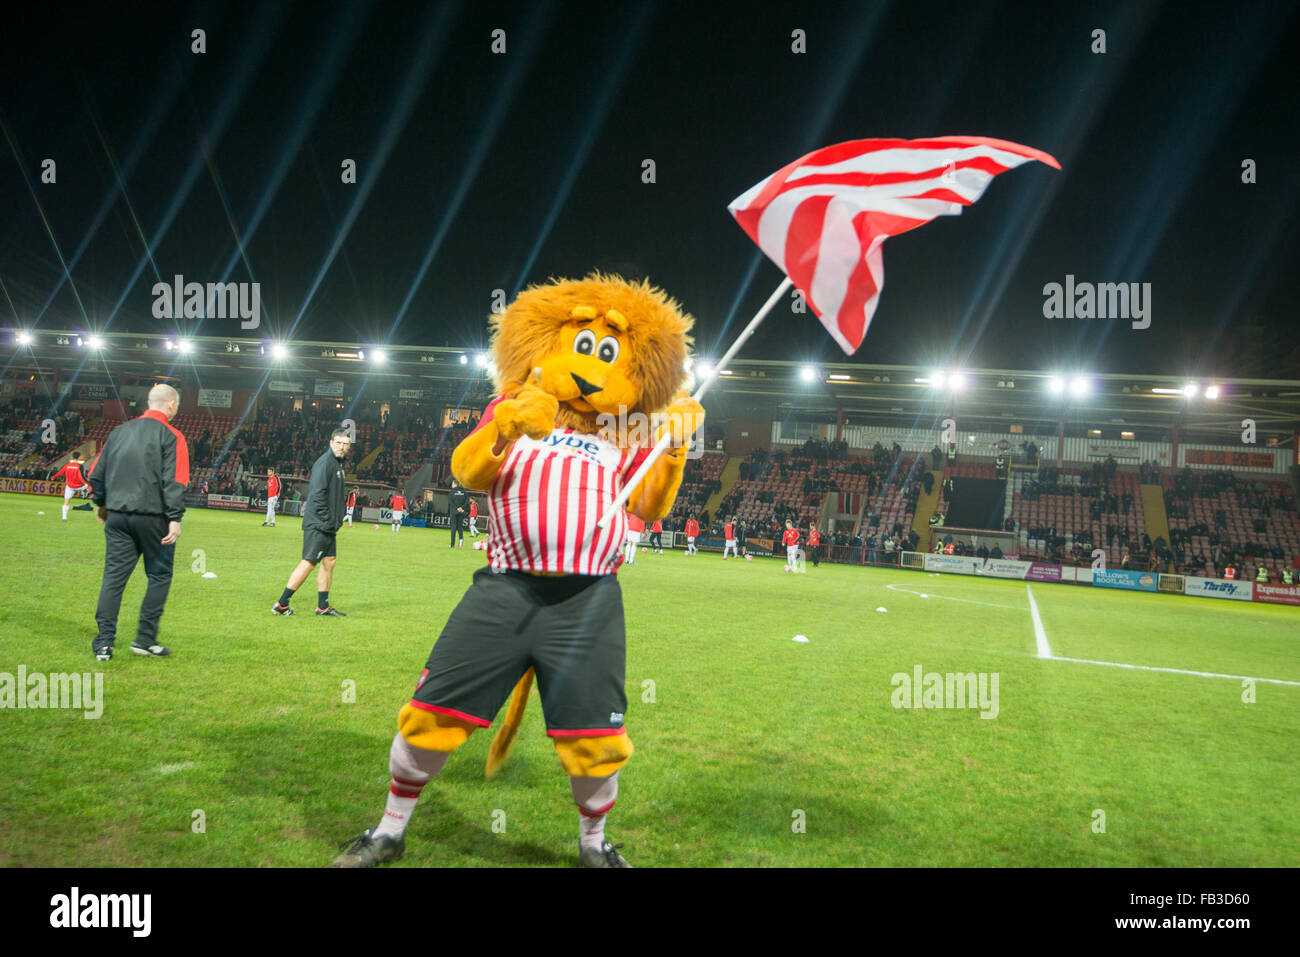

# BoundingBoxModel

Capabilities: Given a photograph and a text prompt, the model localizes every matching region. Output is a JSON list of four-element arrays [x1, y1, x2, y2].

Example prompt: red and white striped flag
[[727, 135, 1060, 354]]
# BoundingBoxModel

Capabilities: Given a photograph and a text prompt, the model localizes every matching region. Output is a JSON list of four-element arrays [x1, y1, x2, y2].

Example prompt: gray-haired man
[[87, 384, 188, 660]]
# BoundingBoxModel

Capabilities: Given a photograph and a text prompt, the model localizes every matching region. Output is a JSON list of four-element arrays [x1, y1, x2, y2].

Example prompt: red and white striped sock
[[372, 733, 449, 840], [374, 776, 425, 840], [571, 771, 619, 851]]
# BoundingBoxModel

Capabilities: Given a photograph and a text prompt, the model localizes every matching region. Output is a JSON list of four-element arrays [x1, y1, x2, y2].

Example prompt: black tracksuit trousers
[[94, 511, 176, 651]]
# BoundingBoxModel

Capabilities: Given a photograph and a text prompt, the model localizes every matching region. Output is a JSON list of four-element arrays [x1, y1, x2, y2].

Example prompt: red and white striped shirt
[[481, 403, 651, 576]]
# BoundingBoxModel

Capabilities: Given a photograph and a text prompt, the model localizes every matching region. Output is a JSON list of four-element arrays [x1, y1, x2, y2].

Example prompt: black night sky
[[2, 0, 1297, 378]]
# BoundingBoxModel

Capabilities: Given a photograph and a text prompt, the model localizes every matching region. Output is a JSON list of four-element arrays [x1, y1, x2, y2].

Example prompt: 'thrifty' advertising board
[[1183, 577, 1252, 601]]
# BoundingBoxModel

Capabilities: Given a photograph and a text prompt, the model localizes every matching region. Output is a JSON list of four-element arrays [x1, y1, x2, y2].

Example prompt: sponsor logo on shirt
[[540, 432, 603, 458]]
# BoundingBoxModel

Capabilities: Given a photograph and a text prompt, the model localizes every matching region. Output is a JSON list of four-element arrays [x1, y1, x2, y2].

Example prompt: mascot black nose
[[570, 373, 601, 397]]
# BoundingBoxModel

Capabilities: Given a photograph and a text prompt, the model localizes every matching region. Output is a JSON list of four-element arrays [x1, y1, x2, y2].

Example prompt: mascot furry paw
[[332, 273, 702, 869]]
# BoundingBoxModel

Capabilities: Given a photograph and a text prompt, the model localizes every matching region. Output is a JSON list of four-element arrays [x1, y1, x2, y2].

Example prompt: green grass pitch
[[1, 491, 1297, 867]]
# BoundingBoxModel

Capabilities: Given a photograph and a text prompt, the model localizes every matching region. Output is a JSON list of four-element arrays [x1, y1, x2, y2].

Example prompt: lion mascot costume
[[332, 273, 703, 868]]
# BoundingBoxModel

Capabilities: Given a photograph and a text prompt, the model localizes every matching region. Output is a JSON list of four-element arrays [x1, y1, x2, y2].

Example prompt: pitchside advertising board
[[977, 556, 1066, 579], [1, 478, 63, 495], [1092, 569, 1158, 592], [923, 555, 1063, 582], [206, 494, 250, 510], [1182, 577, 1253, 601], [1253, 582, 1300, 606]]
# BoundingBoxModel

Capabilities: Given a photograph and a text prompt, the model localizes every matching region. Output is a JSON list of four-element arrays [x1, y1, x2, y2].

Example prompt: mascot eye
[[596, 336, 620, 363], [573, 330, 597, 356]]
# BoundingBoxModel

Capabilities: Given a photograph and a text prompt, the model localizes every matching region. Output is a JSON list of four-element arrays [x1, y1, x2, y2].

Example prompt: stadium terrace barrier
[[1157, 573, 1185, 594]]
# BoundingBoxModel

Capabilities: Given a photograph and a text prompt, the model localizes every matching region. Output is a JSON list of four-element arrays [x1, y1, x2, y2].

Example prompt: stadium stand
[[3, 373, 1298, 579], [1163, 468, 1299, 581], [1007, 464, 1150, 568]]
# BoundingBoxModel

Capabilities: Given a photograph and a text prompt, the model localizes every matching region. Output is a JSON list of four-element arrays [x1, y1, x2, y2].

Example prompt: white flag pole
[[596, 275, 793, 529]]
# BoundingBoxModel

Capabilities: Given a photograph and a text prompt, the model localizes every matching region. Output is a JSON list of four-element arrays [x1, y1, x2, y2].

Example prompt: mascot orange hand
[[659, 390, 706, 452], [494, 367, 559, 443]]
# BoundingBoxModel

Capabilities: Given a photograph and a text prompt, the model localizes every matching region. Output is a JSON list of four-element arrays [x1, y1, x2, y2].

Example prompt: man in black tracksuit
[[87, 384, 189, 661], [273, 429, 351, 617], [447, 479, 468, 549]]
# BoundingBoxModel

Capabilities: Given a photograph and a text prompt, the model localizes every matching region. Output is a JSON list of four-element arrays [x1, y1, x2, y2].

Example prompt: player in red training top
[[722, 518, 737, 560], [467, 499, 479, 538], [649, 519, 664, 554], [624, 510, 645, 565], [782, 520, 802, 572], [684, 516, 700, 555], [345, 487, 358, 527], [389, 492, 407, 534], [263, 468, 281, 527], [807, 523, 821, 567], [51, 451, 90, 522]]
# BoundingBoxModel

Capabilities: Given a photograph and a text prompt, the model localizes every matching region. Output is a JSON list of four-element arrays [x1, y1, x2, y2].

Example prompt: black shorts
[[302, 528, 337, 562], [411, 567, 627, 736]]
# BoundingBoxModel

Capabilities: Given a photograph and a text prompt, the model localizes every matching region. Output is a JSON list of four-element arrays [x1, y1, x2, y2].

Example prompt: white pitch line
[[1045, 655, 1300, 688], [885, 583, 1024, 610], [1025, 584, 1052, 659], [1026, 584, 1298, 686]]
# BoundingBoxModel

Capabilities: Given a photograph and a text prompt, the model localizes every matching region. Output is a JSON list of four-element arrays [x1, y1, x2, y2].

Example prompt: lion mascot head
[[488, 272, 694, 437]]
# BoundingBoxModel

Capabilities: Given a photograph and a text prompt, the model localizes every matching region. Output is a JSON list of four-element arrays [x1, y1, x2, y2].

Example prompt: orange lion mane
[[488, 272, 694, 435]]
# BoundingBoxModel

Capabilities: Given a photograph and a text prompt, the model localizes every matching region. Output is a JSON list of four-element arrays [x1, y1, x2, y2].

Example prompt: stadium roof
[[4, 329, 1300, 446]]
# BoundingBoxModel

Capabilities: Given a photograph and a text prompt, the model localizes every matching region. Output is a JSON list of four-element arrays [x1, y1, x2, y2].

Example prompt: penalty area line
[[885, 583, 1024, 610], [1044, 655, 1300, 688], [1026, 584, 1299, 686]]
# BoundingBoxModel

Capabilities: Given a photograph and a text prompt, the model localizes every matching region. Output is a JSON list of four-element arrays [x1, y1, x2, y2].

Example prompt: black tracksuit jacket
[[87, 410, 190, 521], [303, 448, 347, 533]]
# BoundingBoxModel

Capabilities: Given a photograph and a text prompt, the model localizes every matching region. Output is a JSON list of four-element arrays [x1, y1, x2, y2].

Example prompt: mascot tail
[[486, 667, 534, 777]]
